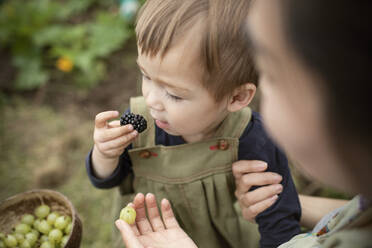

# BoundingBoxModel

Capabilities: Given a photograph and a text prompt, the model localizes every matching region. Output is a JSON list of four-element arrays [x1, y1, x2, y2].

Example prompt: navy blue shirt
[[86, 111, 301, 248]]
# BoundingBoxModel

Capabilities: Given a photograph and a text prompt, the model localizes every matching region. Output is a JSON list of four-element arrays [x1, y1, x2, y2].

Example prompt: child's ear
[[227, 83, 256, 112]]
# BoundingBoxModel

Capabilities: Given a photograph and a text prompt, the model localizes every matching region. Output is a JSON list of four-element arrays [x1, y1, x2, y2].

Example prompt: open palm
[[116, 193, 197, 248]]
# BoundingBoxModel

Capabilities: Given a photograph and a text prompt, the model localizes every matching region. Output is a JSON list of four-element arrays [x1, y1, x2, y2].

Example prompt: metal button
[[139, 150, 151, 158], [218, 140, 229, 150]]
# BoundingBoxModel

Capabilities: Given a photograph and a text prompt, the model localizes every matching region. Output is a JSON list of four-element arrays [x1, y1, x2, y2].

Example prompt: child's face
[[248, 1, 358, 194], [137, 23, 229, 143]]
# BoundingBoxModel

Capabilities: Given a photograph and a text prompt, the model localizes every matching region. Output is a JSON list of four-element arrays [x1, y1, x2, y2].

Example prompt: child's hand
[[232, 160, 283, 222], [94, 111, 138, 159]]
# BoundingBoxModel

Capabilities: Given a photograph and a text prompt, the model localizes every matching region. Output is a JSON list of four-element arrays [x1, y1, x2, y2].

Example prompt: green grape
[[15, 223, 31, 235], [33, 219, 41, 230], [65, 216, 72, 224], [60, 236, 69, 247], [25, 232, 37, 246], [14, 233, 24, 242], [48, 229, 63, 243], [4, 234, 17, 247], [40, 241, 55, 248], [64, 223, 72, 235], [47, 212, 60, 226], [0, 240, 4, 248], [19, 240, 31, 248], [30, 229, 40, 239], [38, 220, 52, 234], [21, 214, 35, 226], [40, 235, 49, 243], [54, 216, 68, 230], [120, 206, 137, 225], [35, 205, 50, 219]]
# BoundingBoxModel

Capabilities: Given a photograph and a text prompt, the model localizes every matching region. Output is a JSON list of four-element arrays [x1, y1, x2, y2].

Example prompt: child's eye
[[166, 91, 183, 101]]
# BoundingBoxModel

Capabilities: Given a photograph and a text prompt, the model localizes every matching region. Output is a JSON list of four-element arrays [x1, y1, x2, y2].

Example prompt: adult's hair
[[280, 0, 372, 194], [135, 0, 257, 101]]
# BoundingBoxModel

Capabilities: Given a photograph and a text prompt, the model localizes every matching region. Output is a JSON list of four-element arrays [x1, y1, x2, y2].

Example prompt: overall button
[[139, 150, 151, 158], [218, 140, 229, 150]]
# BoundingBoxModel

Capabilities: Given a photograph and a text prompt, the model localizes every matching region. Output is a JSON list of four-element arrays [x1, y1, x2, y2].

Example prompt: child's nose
[[145, 90, 164, 112]]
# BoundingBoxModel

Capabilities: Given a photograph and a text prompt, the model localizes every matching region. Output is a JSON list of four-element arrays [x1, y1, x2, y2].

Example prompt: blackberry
[[120, 112, 147, 133]]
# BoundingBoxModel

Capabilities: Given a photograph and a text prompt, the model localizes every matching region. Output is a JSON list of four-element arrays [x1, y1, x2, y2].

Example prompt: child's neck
[[181, 114, 228, 143]]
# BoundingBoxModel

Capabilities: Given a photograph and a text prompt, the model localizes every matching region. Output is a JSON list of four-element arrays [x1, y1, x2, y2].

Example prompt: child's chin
[[162, 128, 180, 137]]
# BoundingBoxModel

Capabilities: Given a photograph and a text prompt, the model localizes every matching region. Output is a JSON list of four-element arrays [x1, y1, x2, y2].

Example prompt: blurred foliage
[[0, 0, 134, 90]]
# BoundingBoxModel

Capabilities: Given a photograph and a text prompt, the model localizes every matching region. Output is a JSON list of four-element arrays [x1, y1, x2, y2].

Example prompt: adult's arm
[[299, 194, 347, 229]]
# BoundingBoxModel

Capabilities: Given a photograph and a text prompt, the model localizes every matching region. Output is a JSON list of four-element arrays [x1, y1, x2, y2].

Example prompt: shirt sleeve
[[238, 112, 301, 248], [85, 146, 133, 189]]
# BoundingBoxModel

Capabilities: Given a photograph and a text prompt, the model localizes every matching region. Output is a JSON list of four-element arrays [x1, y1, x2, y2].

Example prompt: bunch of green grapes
[[0, 204, 73, 248]]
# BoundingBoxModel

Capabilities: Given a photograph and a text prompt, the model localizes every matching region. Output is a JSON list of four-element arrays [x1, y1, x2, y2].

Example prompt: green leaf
[[14, 58, 49, 90], [33, 25, 88, 47], [56, 0, 96, 20], [88, 12, 130, 57], [74, 61, 105, 87]]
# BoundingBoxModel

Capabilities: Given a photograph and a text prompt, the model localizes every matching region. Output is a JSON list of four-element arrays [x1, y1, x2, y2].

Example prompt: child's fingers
[[96, 125, 135, 143], [115, 220, 144, 248], [98, 131, 138, 150], [237, 184, 282, 208], [235, 172, 282, 196], [133, 193, 154, 235], [145, 193, 165, 231], [108, 120, 121, 128], [95, 111, 119, 129], [232, 160, 268, 179], [93, 125, 133, 143], [241, 195, 279, 223], [160, 198, 180, 229]]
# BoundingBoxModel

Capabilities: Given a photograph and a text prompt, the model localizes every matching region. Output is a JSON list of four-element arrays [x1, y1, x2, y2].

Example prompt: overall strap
[[130, 96, 155, 148], [214, 107, 252, 139]]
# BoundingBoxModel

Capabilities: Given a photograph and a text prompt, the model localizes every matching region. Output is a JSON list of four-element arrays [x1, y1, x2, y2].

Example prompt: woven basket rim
[[0, 189, 77, 212]]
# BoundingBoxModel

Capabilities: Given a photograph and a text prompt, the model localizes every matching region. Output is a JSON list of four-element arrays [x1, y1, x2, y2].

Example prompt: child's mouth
[[155, 119, 170, 129]]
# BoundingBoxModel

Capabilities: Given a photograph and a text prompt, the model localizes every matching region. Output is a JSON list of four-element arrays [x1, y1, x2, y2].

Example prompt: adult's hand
[[232, 160, 283, 222], [115, 193, 198, 248]]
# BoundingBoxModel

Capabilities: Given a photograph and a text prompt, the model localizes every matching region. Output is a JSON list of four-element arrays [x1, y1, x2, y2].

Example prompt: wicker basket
[[0, 189, 82, 248]]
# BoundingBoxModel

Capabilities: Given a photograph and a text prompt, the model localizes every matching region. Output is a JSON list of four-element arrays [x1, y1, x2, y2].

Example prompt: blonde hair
[[136, 0, 257, 101]]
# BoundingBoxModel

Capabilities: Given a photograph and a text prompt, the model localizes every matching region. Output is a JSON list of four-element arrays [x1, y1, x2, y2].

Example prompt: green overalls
[[113, 96, 260, 248], [278, 195, 372, 248]]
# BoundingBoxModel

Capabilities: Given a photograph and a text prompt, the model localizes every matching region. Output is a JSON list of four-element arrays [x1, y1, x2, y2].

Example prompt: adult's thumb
[[115, 220, 144, 248]]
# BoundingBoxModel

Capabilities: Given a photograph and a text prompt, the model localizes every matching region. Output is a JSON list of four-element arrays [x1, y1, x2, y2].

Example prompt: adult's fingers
[[161, 198, 180, 229], [145, 193, 165, 231], [133, 193, 154, 235], [235, 172, 282, 196], [241, 195, 278, 222], [127, 203, 140, 236], [95, 111, 119, 129], [238, 184, 282, 207], [115, 220, 144, 248], [232, 160, 268, 179]]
